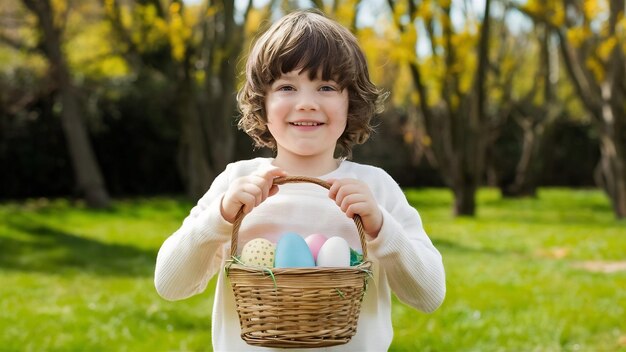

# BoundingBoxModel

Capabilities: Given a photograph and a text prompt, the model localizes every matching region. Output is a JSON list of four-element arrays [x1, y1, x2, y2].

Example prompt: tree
[[18, 0, 111, 207], [102, 0, 266, 199], [519, 0, 626, 218], [490, 20, 564, 197], [387, 0, 493, 216]]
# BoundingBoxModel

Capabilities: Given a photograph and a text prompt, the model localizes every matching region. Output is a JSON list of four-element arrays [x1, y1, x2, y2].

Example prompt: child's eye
[[277, 85, 295, 92], [319, 85, 338, 92]]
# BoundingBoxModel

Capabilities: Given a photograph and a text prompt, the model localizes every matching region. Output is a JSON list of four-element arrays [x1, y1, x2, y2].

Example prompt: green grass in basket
[[1, 189, 625, 351]]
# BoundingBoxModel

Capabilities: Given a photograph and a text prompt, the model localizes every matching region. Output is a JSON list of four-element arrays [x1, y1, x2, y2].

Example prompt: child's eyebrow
[[269, 77, 292, 86], [275, 75, 297, 81], [274, 73, 340, 83], [278, 71, 301, 79]]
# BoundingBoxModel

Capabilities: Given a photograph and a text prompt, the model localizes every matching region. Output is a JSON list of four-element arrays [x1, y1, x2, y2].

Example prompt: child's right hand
[[220, 166, 288, 223]]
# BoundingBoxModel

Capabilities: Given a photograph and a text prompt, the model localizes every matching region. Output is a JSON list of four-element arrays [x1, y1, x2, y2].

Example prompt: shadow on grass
[[0, 216, 157, 277], [431, 238, 512, 256]]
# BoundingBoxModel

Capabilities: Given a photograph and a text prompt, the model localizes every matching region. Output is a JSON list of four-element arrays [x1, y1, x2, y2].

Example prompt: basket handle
[[230, 175, 368, 260]]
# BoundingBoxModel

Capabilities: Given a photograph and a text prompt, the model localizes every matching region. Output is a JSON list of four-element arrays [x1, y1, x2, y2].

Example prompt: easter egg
[[316, 236, 351, 267], [274, 232, 315, 268], [305, 234, 328, 262], [240, 238, 275, 267]]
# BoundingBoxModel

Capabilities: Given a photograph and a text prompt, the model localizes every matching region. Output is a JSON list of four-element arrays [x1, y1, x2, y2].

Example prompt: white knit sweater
[[155, 158, 446, 351]]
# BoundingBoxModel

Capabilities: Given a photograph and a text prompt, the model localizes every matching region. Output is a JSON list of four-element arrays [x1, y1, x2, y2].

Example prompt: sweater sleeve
[[154, 165, 234, 301], [366, 171, 446, 313]]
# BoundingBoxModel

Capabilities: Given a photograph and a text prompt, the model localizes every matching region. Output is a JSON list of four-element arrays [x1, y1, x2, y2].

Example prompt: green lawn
[[1, 189, 625, 351]]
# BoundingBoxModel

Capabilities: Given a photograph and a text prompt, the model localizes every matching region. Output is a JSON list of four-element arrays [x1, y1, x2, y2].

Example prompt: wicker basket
[[226, 176, 372, 348]]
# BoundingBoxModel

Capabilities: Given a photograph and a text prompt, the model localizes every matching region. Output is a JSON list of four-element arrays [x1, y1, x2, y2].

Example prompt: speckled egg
[[240, 238, 275, 267]]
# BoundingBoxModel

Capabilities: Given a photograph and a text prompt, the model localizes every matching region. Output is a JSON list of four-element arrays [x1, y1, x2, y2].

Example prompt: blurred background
[[4, 0, 623, 214], [1, 0, 625, 351]]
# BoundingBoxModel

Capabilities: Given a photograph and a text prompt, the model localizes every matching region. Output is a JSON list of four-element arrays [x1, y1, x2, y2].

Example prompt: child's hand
[[221, 167, 288, 223], [327, 178, 383, 238]]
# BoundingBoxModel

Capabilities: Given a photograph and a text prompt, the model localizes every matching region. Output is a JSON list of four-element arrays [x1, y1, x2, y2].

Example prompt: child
[[155, 9, 445, 351]]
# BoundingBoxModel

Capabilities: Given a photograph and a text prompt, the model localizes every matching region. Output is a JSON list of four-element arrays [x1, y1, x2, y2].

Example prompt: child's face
[[265, 70, 348, 160]]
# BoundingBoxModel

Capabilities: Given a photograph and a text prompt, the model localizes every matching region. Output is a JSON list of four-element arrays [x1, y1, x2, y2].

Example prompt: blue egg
[[274, 232, 315, 268]]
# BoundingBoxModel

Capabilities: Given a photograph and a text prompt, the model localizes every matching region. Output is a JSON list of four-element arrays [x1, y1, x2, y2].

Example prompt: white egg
[[316, 236, 351, 267]]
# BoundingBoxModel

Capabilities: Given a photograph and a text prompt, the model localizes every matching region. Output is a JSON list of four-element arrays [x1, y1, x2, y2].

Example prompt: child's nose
[[295, 91, 320, 111]]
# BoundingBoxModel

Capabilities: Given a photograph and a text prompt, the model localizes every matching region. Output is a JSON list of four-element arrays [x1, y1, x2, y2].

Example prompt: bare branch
[[440, 3, 459, 108], [387, 0, 431, 120], [99, 0, 143, 70], [242, 0, 253, 24], [510, 2, 602, 113], [386, 0, 404, 32], [311, 0, 324, 9]]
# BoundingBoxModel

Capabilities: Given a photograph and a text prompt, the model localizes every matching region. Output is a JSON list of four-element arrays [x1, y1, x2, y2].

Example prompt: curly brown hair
[[237, 9, 386, 158]]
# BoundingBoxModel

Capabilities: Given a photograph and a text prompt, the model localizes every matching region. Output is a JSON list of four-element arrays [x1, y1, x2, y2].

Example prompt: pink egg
[[305, 234, 328, 262]]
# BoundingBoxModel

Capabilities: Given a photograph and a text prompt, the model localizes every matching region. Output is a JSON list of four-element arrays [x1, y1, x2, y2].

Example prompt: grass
[[1, 189, 625, 351]]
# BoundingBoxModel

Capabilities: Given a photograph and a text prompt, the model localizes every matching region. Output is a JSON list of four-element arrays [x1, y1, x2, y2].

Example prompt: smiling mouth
[[290, 122, 324, 126]]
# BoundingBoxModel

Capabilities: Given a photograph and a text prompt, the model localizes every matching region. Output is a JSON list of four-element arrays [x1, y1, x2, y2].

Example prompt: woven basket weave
[[226, 176, 372, 348]]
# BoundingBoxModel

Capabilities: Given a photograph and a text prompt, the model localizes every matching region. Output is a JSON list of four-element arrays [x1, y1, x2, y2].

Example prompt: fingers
[[221, 167, 287, 223], [268, 184, 280, 197], [339, 194, 368, 218], [240, 182, 264, 211], [237, 167, 288, 211], [328, 179, 366, 215], [327, 178, 340, 200], [327, 178, 383, 236], [253, 166, 288, 200], [256, 166, 288, 182], [237, 189, 258, 214]]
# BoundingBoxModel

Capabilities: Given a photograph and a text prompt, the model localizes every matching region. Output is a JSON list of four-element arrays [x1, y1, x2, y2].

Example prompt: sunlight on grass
[[1, 190, 625, 351], [395, 188, 626, 351]]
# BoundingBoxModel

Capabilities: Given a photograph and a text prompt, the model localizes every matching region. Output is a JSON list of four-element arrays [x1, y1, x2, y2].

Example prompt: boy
[[155, 9, 445, 351]]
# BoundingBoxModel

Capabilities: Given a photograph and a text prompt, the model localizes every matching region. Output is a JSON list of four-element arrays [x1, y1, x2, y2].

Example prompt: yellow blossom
[[597, 37, 617, 61], [586, 57, 605, 81]]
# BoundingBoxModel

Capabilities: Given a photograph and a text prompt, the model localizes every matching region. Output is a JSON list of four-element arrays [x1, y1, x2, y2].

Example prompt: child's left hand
[[327, 178, 383, 238]]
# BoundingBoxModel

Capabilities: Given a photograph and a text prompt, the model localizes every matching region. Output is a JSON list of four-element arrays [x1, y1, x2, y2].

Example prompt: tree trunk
[[101, 0, 251, 200], [177, 73, 213, 200], [598, 117, 626, 218], [454, 101, 483, 216], [201, 0, 251, 182], [59, 84, 111, 207], [504, 122, 542, 197], [453, 182, 477, 216], [451, 0, 491, 216], [503, 24, 557, 198], [596, 19, 626, 218], [23, 0, 110, 207], [550, 0, 626, 219], [389, 0, 492, 217], [176, 0, 250, 199]]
